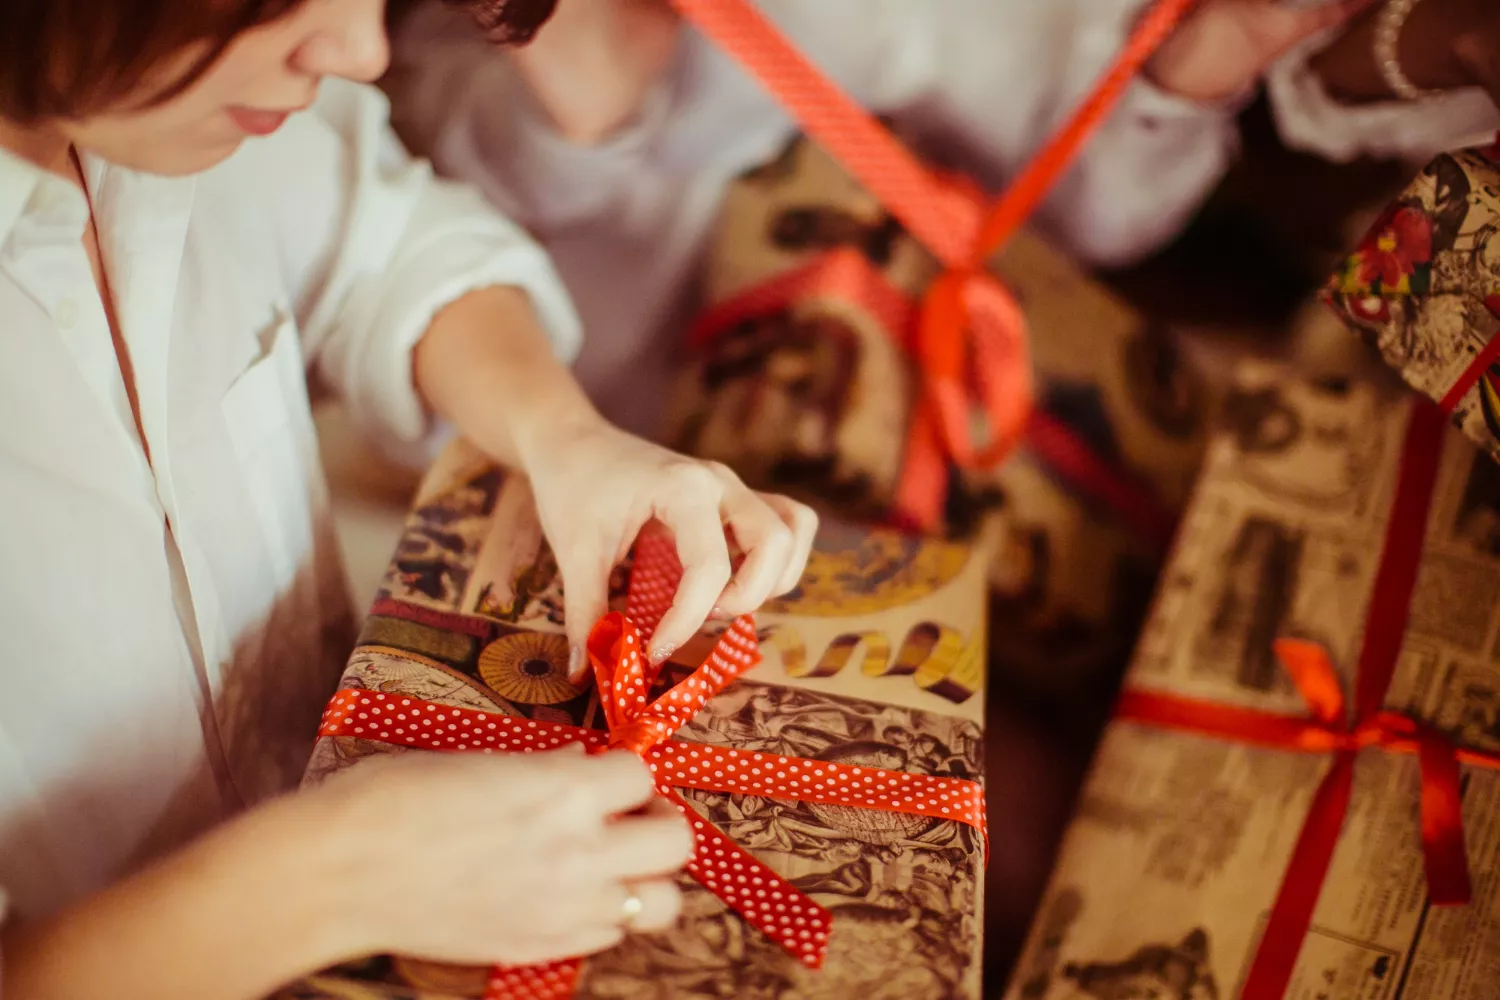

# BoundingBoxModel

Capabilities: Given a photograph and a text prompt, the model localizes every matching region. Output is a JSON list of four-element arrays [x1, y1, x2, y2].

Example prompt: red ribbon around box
[[688, 244, 1180, 550], [675, 0, 1199, 538], [1436, 296, 1500, 419], [1113, 394, 1500, 1000], [318, 530, 987, 1000]]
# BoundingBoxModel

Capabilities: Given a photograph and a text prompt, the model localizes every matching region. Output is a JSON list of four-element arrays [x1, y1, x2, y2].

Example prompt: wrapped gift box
[[668, 135, 1216, 704], [281, 440, 992, 1000], [1003, 361, 1500, 1000], [1326, 144, 1500, 468]]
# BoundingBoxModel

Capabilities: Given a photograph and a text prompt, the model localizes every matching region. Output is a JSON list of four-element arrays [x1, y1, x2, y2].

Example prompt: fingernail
[[648, 642, 678, 665], [567, 645, 586, 683], [709, 606, 726, 620]]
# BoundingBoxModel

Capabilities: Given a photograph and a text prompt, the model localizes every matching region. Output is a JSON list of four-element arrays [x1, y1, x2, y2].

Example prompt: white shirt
[[388, 0, 1242, 435], [0, 78, 579, 922]]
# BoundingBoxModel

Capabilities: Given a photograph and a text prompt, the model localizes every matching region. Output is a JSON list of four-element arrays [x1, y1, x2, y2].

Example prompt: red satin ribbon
[[1114, 399, 1488, 1000], [318, 531, 986, 1000], [1436, 294, 1500, 415], [672, 0, 1202, 531], [690, 249, 1178, 543]]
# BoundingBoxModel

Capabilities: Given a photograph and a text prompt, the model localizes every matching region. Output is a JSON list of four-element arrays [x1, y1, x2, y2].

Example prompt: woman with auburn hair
[[0, 1, 815, 997]]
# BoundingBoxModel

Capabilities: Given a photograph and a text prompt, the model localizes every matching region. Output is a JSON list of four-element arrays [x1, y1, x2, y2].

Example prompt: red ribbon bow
[[1113, 400, 1500, 1000], [677, 0, 1198, 540], [318, 531, 987, 1000]]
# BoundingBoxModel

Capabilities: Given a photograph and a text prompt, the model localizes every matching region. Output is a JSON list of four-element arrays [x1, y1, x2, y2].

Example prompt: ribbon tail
[[1024, 412, 1176, 550], [663, 788, 834, 969], [1417, 725, 1473, 906], [486, 959, 582, 1000], [1241, 753, 1356, 1000], [892, 401, 951, 533]]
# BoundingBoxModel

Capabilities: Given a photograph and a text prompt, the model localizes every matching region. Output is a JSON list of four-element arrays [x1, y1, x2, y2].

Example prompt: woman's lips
[[227, 106, 292, 137]]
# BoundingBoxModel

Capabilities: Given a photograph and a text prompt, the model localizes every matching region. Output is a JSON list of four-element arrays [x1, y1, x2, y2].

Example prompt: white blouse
[[0, 78, 579, 922], [388, 0, 1244, 436]]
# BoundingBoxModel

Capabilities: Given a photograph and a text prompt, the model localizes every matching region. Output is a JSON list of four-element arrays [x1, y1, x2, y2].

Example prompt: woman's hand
[[324, 747, 694, 966], [413, 287, 816, 681], [519, 415, 817, 676], [3, 748, 691, 1000], [1146, 0, 1373, 103]]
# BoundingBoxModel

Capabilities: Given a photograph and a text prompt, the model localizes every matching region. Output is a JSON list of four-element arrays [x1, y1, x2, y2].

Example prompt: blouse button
[[54, 298, 79, 330]]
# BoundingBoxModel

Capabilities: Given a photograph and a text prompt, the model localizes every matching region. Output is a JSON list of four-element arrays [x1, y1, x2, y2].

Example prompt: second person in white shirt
[[386, 0, 1370, 437]]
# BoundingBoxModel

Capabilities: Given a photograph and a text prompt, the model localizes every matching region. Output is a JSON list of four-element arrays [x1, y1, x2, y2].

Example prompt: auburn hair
[[439, 0, 558, 43], [0, 0, 315, 123], [1, 0, 559, 124]]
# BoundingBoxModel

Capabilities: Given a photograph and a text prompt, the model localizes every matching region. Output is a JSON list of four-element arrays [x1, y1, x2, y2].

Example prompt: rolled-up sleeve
[[1265, 33, 1500, 164], [259, 78, 582, 452]]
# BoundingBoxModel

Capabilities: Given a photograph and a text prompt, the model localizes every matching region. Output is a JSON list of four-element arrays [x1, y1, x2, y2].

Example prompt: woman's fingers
[[555, 545, 613, 682], [1292, 0, 1376, 37], [597, 808, 697, 878], [713, 488, 797, 618], [649, 472, 732, 662], [613, 878, 684, 933], [758, 492, 818, 597], [569, 877, 684, 936], [573, 750, 661, 816]]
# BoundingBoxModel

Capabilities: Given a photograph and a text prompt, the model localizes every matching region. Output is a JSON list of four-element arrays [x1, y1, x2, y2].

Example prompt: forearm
[[3, 795, 357, 1000], [412, 285, 603, 469]]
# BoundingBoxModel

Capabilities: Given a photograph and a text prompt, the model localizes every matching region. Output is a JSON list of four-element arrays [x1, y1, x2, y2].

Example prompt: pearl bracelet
[[1374, 0, 1440, 101]]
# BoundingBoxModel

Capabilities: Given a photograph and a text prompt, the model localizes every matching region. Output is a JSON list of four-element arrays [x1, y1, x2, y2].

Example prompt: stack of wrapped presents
[[1004, 144, 1500, 997], [282, 130, 1500, 997]]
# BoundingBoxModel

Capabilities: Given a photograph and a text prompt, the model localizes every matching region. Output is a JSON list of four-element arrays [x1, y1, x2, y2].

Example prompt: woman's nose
[[293, 5, 391, 84]]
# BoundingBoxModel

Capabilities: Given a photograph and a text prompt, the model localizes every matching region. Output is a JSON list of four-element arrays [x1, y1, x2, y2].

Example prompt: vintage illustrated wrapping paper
[[1004, 361, 1500, 1000], [667, 135, 1216, 702], [1326, 144, 1500, 468], [277, 439, 991, 1000]]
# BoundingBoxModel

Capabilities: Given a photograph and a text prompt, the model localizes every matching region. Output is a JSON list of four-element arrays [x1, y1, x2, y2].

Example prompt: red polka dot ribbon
[[317, 530, 986, 1000]]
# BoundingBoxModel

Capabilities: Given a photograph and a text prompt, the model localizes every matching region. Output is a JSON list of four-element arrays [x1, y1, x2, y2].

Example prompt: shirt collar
[[0, 145, 42, 245], [0, 145, 99, 247]]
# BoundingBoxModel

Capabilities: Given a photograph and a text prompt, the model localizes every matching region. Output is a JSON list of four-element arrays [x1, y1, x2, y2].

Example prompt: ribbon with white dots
[[316, 530, 986, 999]]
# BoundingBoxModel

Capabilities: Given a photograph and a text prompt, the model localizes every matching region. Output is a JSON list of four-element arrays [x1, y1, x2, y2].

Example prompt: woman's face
[[58, 0, 391, 175]]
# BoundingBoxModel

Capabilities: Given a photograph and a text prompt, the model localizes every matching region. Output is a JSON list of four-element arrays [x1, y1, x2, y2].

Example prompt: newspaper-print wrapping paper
[[279, 440, 991, 1000], [1326, 143, 1500, 468], [1005, 362, 1500, 1000], [668, 135, 1214, 703]]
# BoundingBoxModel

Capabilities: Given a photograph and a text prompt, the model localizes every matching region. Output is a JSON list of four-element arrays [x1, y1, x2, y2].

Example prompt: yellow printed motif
[[772, 623, 981, 704], [761, 524, 983, 704]]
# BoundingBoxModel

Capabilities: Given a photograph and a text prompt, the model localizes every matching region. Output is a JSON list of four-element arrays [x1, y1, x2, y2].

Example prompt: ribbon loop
[[915, 267, 1035, 476], [1272, 639, 1348, 728], [591, 611, 763, 755]]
